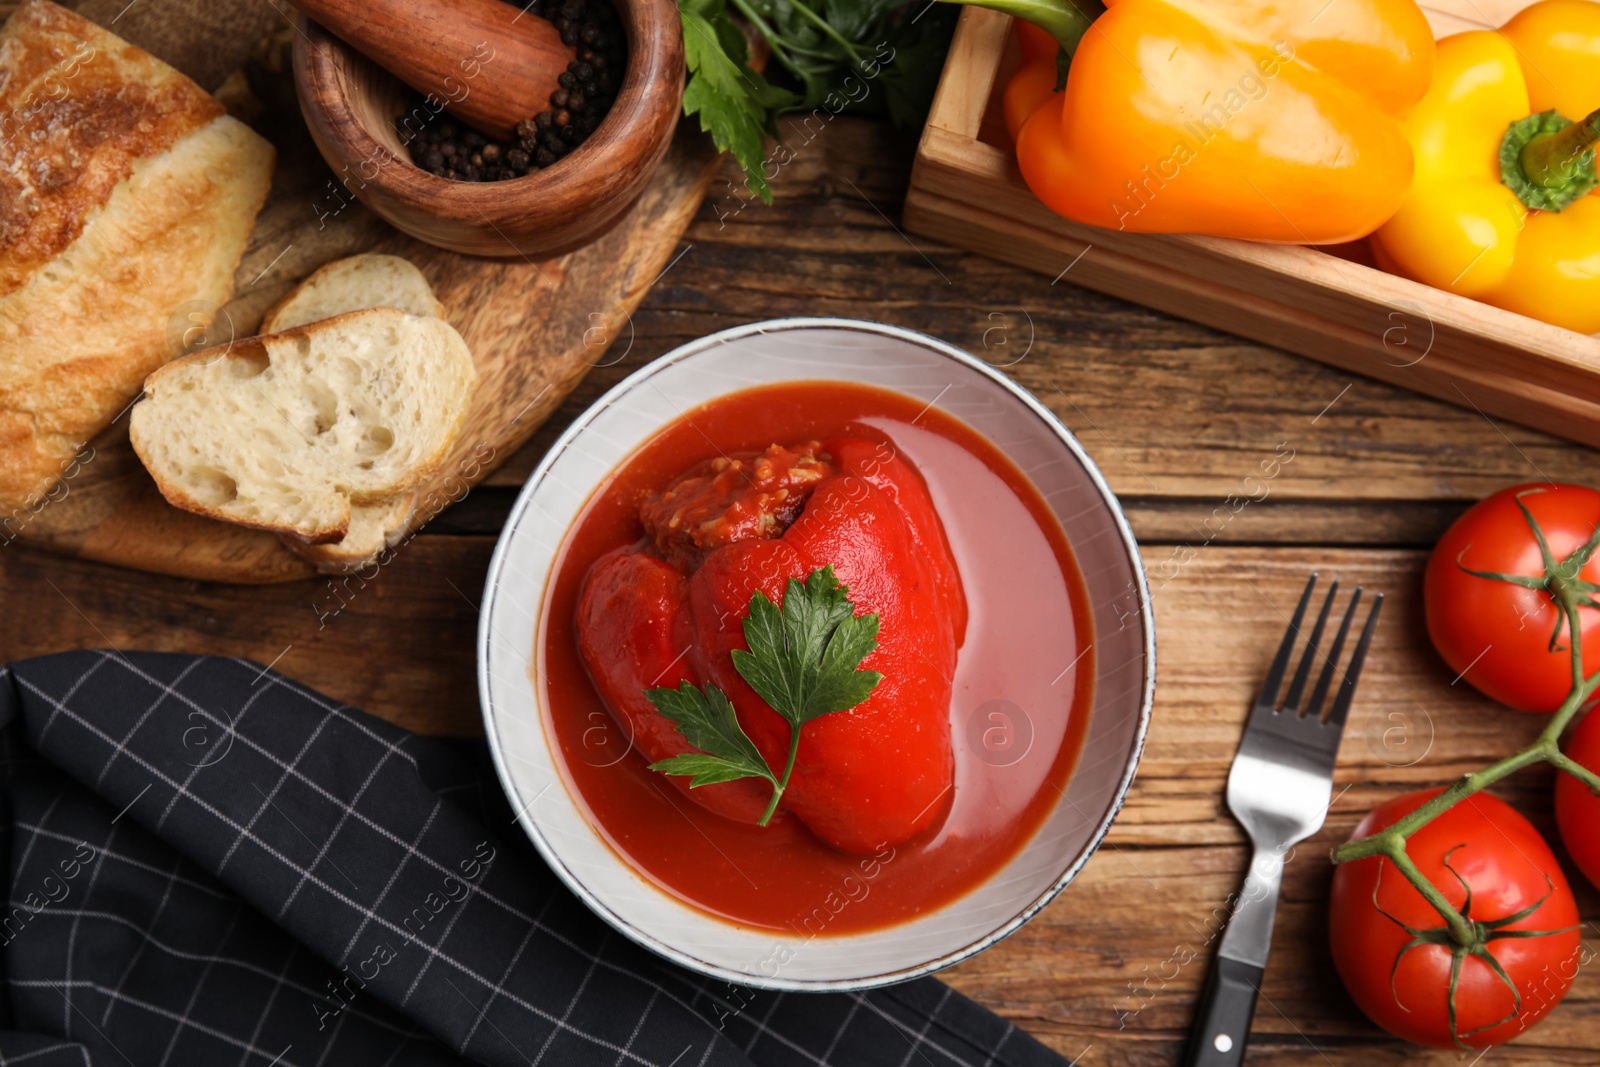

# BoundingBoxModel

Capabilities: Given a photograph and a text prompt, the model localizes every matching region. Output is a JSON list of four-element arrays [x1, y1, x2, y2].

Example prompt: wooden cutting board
[[10, 26, 719, 584]]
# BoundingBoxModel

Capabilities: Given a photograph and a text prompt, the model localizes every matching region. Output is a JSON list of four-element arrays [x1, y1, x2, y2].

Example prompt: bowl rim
[[477, 316, 1157, 991]]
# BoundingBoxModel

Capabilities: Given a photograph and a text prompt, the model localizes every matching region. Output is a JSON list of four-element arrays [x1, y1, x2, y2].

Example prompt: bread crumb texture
[[129, 309, 476, 543]]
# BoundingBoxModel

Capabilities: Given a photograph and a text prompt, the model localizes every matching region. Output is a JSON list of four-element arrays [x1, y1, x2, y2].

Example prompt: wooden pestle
[[296, 0, 577, 141]]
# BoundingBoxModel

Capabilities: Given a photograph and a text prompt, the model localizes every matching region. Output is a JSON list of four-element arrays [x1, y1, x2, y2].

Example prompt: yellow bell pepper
[[944, 0, 1436, 243], [1372, 0, 1600, 334]]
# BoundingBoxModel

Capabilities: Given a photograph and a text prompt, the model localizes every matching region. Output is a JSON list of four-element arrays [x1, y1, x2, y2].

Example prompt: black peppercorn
[[400, 0, 625, 184]]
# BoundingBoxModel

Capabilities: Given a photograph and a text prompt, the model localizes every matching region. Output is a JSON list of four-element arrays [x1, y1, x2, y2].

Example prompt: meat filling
[[639, 442, 834, 570]]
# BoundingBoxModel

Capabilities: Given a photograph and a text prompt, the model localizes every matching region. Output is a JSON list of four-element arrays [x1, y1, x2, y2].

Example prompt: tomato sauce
[[538, 381, 1093, 934]]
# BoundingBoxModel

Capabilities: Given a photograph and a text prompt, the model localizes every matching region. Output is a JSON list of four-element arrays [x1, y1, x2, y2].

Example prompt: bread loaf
[[0, 0, 274, 513], [128, 309, 477, 542]]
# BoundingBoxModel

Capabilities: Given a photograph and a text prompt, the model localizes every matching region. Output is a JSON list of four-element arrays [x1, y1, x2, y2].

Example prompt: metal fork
[[1183, 574, 1383, 1067]]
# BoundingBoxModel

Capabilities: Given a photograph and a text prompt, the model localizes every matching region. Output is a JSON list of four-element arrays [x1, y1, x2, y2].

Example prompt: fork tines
[[1255, 574, 1383, 727]]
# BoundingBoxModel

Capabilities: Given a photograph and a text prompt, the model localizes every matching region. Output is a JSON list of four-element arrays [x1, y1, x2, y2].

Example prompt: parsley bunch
[[676, 0, 959, 201], [646, 565, 883, 825]]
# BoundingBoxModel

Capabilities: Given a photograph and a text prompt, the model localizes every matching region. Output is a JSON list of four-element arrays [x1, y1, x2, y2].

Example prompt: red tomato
[[1330, 790, 1581, 1048], [1555, 709, 1600, 891], [1425, 483, 1600, 713]]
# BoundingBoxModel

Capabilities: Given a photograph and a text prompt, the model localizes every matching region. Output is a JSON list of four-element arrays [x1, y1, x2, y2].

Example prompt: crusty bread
[[128, 309, 476, 542], [262, 253, 444, 333], [264, 253, 447, 571], [292, 491, 418, 572], [0, 0, 274, 513]]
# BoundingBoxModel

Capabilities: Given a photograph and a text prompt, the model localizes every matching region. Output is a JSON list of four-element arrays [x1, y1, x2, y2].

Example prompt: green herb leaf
[[674, 0, 957, 200], [731, 564, 883, 727], [644, 565, 882, 825], [678, 0, 798, 203], [646, 681, 776, 788]]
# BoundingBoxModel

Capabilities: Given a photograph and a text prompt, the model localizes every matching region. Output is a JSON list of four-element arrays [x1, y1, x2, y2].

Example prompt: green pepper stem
[[1522, 108, 1600, 190], [936, 0, 1102, 56]]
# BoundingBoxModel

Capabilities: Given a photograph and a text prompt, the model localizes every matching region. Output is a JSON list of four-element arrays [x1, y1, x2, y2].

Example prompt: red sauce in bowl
[[539, 381, 1093, 934]]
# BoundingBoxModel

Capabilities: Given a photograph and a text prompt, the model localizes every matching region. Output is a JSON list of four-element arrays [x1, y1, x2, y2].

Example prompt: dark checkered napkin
[[0, 650, 1070, 1067]]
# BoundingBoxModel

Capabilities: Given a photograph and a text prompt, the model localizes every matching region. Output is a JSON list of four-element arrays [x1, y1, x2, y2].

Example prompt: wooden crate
[[904, 0, 1600, 449]]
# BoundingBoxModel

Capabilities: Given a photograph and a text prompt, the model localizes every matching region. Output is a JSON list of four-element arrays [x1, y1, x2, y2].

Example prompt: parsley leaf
[[647, 681, 777, 788], [645, 565, 883, 825], [679, 0, 798, 203], [674, 0, 957, 200], [732, 564, 883, 726]]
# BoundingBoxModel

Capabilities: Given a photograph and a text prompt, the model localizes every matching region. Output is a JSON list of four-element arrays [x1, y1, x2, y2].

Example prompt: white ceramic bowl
[[478, 318, 1154, 990]]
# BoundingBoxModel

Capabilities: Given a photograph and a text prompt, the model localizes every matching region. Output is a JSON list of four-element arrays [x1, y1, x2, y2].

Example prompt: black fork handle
[[1182, 955, 1262, 1067]]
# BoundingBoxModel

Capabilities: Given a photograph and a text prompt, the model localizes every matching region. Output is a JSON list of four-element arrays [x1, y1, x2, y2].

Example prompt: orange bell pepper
[[945, 0, 1436, 243]]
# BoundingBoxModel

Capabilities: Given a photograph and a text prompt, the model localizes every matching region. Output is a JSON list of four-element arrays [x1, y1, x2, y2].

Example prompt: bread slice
[[291, 491, 418, 572], [128, 309, 476, 542], [262, 254, 444, 333], [264, 253, 447, 571], [0, 0, 274, 513]]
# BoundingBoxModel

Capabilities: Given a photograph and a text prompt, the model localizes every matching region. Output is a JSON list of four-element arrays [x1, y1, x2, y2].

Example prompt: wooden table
[[5, 116, 1597, 1065]]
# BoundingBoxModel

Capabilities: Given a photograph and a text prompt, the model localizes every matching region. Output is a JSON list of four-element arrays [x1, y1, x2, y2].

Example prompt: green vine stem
[[1331, 489, 1600, 935], [725, 0, 803, 75], [937, 0, 1105, 86], [781, 0, 865, 63]]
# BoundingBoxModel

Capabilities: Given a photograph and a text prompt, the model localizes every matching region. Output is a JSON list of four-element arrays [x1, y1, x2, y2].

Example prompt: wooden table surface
[[6, 116, 1598, 1065]]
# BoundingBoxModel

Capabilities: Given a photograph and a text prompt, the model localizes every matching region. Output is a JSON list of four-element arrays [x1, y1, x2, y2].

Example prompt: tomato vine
[[1329, 487, 1600, 1044]]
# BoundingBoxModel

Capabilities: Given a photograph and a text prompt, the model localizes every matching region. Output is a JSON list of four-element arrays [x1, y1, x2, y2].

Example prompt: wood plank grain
[[943, 548, 1600, 1065], [481, 115, 1600, 511], [0, 535, 494, 736], [2, 24, 1597, 1057], [6, 534, 1593, 1061]]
